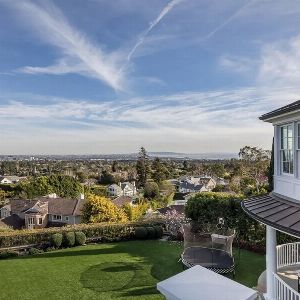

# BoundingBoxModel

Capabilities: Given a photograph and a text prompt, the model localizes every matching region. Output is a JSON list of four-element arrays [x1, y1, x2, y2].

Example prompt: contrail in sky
[[127, 0, 183, 61]]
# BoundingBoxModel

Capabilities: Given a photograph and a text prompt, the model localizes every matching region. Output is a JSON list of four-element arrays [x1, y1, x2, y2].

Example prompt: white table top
[[157, 265, 258, 300]]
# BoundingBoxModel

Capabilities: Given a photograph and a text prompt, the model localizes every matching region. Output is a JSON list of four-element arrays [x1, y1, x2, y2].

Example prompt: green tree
[[99, 170, 115, 184], [152, 158, 168, 183], [144, 181, 160, 199], [238, 146, 270, 194], [82, 194, 128, 223], [111, 161, 118, 173], [268, 138, 274, 192], [136, 147, 150, 187]]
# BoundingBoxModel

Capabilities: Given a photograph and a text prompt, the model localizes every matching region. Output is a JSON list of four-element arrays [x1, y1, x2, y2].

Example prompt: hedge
[[185, 192, 296, 249], [75, 232, 86, 246], [0, 221, 163, 248], [63, 232, 75, 247]]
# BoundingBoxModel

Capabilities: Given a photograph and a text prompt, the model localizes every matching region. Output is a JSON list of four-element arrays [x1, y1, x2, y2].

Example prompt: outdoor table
[[157, 265, 258, 300]]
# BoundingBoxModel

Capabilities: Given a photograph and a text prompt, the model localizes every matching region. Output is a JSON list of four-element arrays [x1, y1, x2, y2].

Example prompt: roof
[[9, 198, 85, 216], [179, 181, 204, 191], [10, 199, 37, 214], [43, 198, 85, 216], [0, 214, 24, 229], [242, 193, 300, 238], [112, 196, 133, 207], [173, 193, 190, 201], [259, 100, 300, 121], [157, 265, 257, 300], [25, 201, 48, 215], [158, 205, 185, 215]]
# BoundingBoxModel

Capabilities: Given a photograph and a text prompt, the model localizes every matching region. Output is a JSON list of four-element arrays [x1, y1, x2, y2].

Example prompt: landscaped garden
[[0, 240, 265, 300]]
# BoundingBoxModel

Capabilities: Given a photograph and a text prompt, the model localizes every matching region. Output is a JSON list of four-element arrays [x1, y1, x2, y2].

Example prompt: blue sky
[[1, 0, 300, 154]]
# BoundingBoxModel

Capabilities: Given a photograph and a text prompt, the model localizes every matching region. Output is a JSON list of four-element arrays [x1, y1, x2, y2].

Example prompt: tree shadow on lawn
[[80, 261, 159, 298]]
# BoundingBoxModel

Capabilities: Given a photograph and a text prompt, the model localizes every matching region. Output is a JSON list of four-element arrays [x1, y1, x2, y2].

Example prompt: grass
[[0, 241, 265, 300]]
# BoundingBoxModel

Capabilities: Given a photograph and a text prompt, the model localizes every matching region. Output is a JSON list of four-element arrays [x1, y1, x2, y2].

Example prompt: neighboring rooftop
[[112, 196, 133, 207], [259, 100, 300, 121]]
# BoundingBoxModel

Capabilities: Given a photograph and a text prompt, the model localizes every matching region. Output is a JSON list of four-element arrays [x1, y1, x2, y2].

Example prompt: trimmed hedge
[[135, 227, 148, 239], [0, 221, 164, 248], [0, 250, 18, 259], [75, 232, 86, 246], [154, 226, 163, 238], [146, 227, 156, 239], [63, 232, 75, 247], [51, 233, 63, 248]]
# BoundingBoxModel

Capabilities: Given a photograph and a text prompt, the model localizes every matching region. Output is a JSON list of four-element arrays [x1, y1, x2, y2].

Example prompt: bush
[[146, 227, 156, 239], [154, 226, 163, 238], [63, 232, 75, 247], [135, 227, 148, 239], [75, 232, 86, 246], [0, 221, 164, 248], [50, 233, 63, 248], [29, 247, 43, 255], [0, 250, 18, 259]]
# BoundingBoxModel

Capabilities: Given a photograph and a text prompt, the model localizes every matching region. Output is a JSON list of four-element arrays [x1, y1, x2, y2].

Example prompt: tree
[[268, 138, 274, 192], [99, 170, 115, 185], [136, 147, 150, 187], [238, 146, 270, 194], [0, 189, 9, 208], [111, 161, 118, 173], [152, 158, 168, 183], [144, 181, 160, 199], [82, 194, 128, 223], [123, 202, 149, 221]]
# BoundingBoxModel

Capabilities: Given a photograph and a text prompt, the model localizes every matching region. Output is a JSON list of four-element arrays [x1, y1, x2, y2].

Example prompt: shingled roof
[[259, 100, 300, 121], [242, 194, 300, 238]]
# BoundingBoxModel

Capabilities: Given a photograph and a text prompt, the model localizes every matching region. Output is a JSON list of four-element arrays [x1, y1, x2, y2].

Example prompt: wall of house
[[24, 214, 48, 229], [48, 214, 80, 225], [272, 117, 300, 201], [0, 207, 10, 219]]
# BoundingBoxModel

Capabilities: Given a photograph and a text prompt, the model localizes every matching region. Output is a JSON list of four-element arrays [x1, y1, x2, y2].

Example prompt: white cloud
[[1, 86, 299, 154], [258, 35, 300, 87], [127, 0, 183, 61], [5, 1, 126, 91], [219, 55, 254, 73]]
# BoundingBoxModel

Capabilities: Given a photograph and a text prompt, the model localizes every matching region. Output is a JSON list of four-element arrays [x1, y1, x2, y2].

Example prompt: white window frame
[[52, 214, 62, 221], [28, 217, 35, 225], [280, 123, 294, 175], [65, 216, 69, 221], [38, 217, 43, 225]]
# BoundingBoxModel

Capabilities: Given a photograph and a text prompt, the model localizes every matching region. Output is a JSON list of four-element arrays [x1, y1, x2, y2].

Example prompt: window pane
[[283, 127, 288, 139], [288, 138, 293, 149], [283, 162, 289, 173], [288, 125, 293, 138], [282, 150, 287, 162], [283, 138, 288, 149]]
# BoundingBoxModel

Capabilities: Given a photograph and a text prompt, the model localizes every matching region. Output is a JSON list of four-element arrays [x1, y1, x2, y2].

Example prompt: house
[[178, 176, 216, 193], [178, 181, 208, 193], [0, 176, 20, 184], [0, 196, 85, 230], [241, 100, 300, 300], [173, 192, 192, 205], [107, 181, 137, 197], [112, 195, 133, 208]]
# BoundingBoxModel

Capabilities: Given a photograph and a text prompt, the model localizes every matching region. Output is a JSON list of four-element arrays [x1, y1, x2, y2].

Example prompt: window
[[28, 217, 35, 225], [65, 216, 69, 221], [280, 124, 293, 174], [298, 123, 300, 149], [38, 218, 43, 225], [53, 215, 62, 221]]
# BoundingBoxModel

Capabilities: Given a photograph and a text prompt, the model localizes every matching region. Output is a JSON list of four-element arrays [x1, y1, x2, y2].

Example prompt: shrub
[[29, 247, 43, 255], [63, 232, 75, 247], [154, 226, 163, 238], [146, 227, 156, 239], [50, 233, 63, 248], [135, 227, 148, 239], [75, 232, 86, 246], [0, 250, 18, 259], [0, 220, 164, 248]]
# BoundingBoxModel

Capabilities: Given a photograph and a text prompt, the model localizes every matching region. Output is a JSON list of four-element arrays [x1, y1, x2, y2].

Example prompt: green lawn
[[0, 241, 265, 300]]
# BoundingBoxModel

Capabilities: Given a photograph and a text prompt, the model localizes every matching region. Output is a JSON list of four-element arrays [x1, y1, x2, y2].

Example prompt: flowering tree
[[164, 209, 189, 239]]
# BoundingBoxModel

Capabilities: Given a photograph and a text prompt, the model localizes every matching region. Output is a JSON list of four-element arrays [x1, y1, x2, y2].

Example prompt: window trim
[[280, 123, 294, 175], [52, 214, 62, 221]]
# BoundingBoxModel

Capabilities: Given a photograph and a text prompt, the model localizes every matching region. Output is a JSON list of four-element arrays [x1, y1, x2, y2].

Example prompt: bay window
[[280, 124, 293, 174]]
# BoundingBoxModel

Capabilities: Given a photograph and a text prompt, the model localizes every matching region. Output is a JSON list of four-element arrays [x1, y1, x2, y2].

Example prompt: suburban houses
[[0, 175, 21, 184], [0, 194, 85, 230], [107, 181, 137, 197]]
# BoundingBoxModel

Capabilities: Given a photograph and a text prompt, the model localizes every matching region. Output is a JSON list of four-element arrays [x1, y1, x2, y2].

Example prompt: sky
[[1, 0, 300, 155]]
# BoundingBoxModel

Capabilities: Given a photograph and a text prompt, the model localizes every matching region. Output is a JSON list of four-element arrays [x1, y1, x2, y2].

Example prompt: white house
[[241, 100, 300, 300], [0, 176, 20, 184], [107, 181, 137, 197]]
